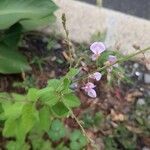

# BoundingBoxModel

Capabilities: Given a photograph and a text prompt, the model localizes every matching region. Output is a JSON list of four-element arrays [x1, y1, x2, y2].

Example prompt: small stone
[[137, 98, 145, 105], [43, 37, 48, 42], [53, 43, 61, 50], [133, 63, 139, 68], [142, 147, 150, 150], [135, 71, 143, 80], [135, 71, 141, 76], [147, 90, 150, 96], [139, 87, 144, 92], [144, 73, 150, 84]]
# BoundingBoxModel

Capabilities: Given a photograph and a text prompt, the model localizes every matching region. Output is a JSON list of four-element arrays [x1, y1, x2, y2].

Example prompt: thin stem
[[75, 57, 84, 68], [98, 47, 150, 72], [96, 0, 102, 6], [73, 47, 150, 82], [63, 103, 98, 150], [62, 13, 73, 68]]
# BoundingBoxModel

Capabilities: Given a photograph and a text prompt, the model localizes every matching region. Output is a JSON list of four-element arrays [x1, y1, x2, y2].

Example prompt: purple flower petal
[[87, 89, 97, 98], [108, 55, 119, 68], [82, 82, 96, 92], [90, 72, 102, 81], [90, 42, 106, 55], [86, 82, 96, 89], [108, 55, 117, 64]]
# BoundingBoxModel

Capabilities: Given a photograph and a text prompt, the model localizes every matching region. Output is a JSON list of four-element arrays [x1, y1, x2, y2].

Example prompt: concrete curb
[[43, 0, 150, 58]]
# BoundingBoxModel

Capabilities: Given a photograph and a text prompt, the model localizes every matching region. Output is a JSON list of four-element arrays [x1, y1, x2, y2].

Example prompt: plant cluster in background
[[0, 0, 58, 74]]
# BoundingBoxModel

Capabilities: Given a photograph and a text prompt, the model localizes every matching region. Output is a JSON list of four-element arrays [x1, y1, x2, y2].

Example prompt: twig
[[73, 47, 150, 82], [62, 13, 73, 68], [63, 103, 98, 150]]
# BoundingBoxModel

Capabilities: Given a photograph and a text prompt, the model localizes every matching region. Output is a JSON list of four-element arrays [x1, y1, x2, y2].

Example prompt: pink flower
[[90, 42, 106, 61], [89, 72, 102, 81], [82, 82, 97, 98], [108, 55, 118, 67]]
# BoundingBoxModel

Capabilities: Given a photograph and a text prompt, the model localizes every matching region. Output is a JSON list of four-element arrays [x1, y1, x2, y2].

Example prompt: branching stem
[[64, 103, 98, 150], [74, 47, 150, 82]]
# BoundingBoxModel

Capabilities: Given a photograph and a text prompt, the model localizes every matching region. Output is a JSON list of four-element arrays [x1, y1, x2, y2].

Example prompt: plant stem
[[96, 0, 102, 6], [63, 103, 98, 150], [98, 47, 150, 71], [62, 13, 73, 68], [74, 47, 150, 82]]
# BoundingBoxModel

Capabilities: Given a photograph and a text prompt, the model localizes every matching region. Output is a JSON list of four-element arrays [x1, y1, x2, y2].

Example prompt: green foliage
[[63, 93, 80, 108], [31, 138, 52, 150], [69, 130, 87, 150], [51, 102, 69, 117], [30, 56, 46, 72], [0, 0, 58, 30], [48, 119, 66, 141], [38, 68, 80, 117], [114, 125, 137, 150], [0, 68, 81, 149], [132, 97, 150, 135], [104, 125, 137, 150], [0, 43, 31, 74], [13, 75, 36, 90], [104, 136, 117, 150], [0, 23, 22, 48], [83, 112, 104, 128], [0, 0, 58, 74], [6, 141, 30, 150]]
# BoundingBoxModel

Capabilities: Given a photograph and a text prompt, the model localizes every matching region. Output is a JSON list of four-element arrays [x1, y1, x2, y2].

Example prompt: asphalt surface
[[78, 0, 150, 20]]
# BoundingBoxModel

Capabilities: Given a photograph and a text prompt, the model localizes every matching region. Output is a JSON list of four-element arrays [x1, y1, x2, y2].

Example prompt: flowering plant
[[0, 13, 150, 150]]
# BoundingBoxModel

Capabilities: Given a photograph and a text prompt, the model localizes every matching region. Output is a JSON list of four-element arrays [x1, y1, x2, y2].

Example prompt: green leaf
[[17, 103, 38, 142], [2, 101, 25, 120], [0, 0, 58, 30], [11, 93, 26, 101], [47, 79, 62, 89], [27, 88, 39, 102], [3, 118, 18, 137], [65, 68, 79, 79], [0, 23, 22, 48], [0, 44, 31, 74], [63, 93, 80, 108], [6, 141, 30, 150], [38, 88, 59, 106], [6, 141, 17, 150], [48, 119, 65, 141], [36, 106, 51, 132], [63, 78, 70, 89], [70, 130, 87, 150], [31, 138, 52, 150], [51, 102, 69, 117], [21, 14, 56, 31], [70, 141, 81, 150]]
